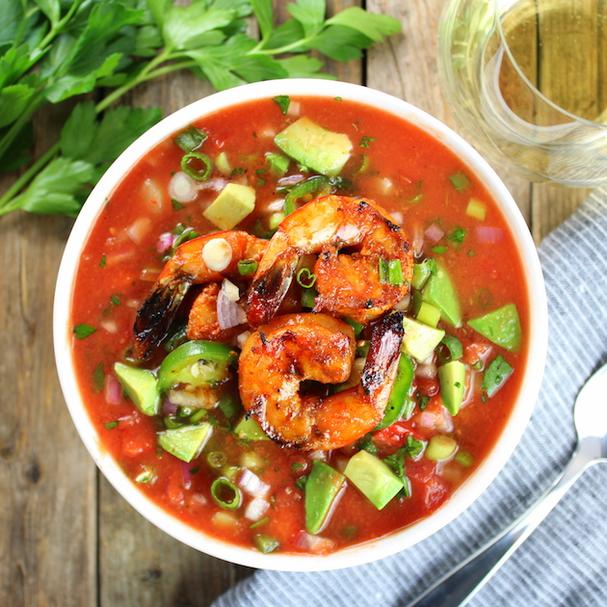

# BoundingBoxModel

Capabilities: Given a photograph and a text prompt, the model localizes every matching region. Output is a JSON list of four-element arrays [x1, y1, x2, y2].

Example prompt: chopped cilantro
[[74, 323, 96, 339], [273, 95, 290, 115]]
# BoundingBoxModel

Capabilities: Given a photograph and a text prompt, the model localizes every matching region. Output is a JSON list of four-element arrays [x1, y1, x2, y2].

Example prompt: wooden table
[[0, 1, 590, 605]]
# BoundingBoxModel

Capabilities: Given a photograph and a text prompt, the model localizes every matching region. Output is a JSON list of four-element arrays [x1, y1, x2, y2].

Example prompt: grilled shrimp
[[133, 231, 267, 359], [247, 195, 413, 326], [239, 311, 404, 450]]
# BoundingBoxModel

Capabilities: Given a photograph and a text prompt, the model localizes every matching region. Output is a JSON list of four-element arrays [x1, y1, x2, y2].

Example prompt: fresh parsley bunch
[[0, 0, 400, 218]]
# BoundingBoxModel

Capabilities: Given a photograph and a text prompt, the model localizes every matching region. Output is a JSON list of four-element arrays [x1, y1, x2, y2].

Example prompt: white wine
[[439, 0, 607, 185]]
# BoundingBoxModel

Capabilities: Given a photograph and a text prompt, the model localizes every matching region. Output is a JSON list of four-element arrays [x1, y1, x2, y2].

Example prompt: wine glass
[[438, 0, 607, 186]]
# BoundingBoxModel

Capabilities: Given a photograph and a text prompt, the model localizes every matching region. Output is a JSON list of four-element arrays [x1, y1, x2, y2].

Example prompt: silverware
[[409, 363, 607, 607]]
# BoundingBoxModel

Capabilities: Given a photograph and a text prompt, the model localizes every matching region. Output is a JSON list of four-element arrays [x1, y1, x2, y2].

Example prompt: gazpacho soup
[[71, 95, 528, 556]]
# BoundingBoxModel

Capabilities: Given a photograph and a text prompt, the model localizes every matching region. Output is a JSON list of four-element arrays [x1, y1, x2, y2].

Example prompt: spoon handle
[[408, 448, 591, 607]]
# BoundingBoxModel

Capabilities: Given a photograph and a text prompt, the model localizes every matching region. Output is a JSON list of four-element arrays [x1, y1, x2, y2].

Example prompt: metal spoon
[[409, 363, 607, 607]]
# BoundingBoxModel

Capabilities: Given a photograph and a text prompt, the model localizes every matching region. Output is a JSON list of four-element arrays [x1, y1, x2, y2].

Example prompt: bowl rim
[[53, 78, 548, 572]]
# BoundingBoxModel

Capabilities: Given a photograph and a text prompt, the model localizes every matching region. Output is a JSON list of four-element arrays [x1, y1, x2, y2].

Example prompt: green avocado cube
[[203, 183, 255, 230], [344, 450, 403, 510], [468, 304, 522, 352], [158, 423, 213, 462], [402, 317, 445, 363], [438, 360, 466, 415], [422, 261, 462, 327], [113, 362, 159, 416], [305, 461, 345, 534], [234, 416, 270, 441], [274, 117, 352, 176]]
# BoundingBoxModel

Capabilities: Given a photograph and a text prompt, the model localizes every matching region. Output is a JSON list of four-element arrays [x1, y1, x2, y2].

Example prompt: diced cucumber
[[215, 151, 231, 176], [274, 117, 352, 176], [305, 461, 345, 534], [265, 152, 290, 176], [203, 183, 255, 230], [422, 261, 462, 327], [234, 416, 270, 441], [344, 450, 403, 510], [416, 302, 441, 327], [402, 317, 445, 363], [158, 423, 213, 462], [466, 198, 486, 220], [468, 303, 522, 352], [438, 360, 466, 415], [426, 435, 458, 461], [113, 362, 160, 416], [482, 355, 514, 398], [412, 258, 436, 290]]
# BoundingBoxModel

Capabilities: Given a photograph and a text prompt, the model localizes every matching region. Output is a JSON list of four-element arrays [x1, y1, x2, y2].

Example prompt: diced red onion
[[126, 217, 152, 244], [169, 171, 198, 203], [104, 373, 122, 405], [424, 223, 444, 243], [181, 462, 192, 490], [100, 319, 118, 334], [141, 177, 166, 213], [391, 211, 404, 225], [418, 408, 454, 433], [295, 531, 336, 553], [258, 127, 276, 139], [221, 278, 240, 302], [162, 398, 178, 416], [412, 223, 424, 257], [277, 174, 305, 187], [461, 366, 475, 408], [244, 497, 270, 521], [415, 361, 438, 379], [156, 232, 176, 254], [217, 281, 246, 330], [191, 493, 208, 506], [196, 177, 228, 192], [287, 100, 301, 116], [238, 468, 270, 499], [267, 198, 286, 212], [475, 226, 504, 244]]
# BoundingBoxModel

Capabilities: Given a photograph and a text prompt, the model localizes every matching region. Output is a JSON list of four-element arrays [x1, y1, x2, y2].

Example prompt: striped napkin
[[214, 188, 607, 607]]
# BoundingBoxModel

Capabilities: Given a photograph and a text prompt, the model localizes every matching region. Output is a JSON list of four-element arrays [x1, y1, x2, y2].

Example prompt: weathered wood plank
[[0, 103, 97, 606], [365, 0, 532, 225]]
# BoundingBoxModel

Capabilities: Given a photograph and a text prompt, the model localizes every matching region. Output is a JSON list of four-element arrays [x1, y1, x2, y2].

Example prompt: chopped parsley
[[272, 95, 290, 115], [74, 323, 96, 339], [359, 135, 375, 148]]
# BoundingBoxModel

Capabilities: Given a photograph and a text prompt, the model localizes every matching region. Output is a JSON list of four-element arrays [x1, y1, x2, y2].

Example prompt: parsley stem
[[254, 36, 315, 56], [143, 61, 198, 82]]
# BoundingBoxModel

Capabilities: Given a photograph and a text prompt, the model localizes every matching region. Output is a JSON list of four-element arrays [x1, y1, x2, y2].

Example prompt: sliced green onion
[[301, 286, 317, 309], [189, 408, 207, 424], [454, 450, 474, 467], [379, 259, 403, 285], [440, 335, 464, 361], [181, 152, 213, 181], [296, 267, 316, 289], [207, 451, 227, 469], [237, 259, 258, 276], [482, 355, 514, 399], [175, 126, 207, 152], [211, 477, 242, 510], [253, 533, 280, 553], [449, 171, 470, 192]]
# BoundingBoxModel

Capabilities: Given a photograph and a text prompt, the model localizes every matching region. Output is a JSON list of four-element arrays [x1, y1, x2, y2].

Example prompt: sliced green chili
[[237, 259, 258, 276], [181, 152, 213, 181], [301, 286, 317, 309], [207, 451, 227, 469], [211, 477, 242, 510]]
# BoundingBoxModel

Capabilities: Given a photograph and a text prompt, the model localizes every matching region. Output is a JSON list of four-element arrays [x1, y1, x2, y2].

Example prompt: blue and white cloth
[[214, 189, 607, 607]]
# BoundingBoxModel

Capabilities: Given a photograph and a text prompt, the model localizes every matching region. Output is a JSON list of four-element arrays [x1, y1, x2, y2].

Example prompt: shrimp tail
[[361, 311, 405, 400], [133, 279, 191, 359], [248, 248, 299, 327]]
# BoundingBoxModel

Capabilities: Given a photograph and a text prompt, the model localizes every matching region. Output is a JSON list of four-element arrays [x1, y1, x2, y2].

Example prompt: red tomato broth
[[70, 95, 529, 554]]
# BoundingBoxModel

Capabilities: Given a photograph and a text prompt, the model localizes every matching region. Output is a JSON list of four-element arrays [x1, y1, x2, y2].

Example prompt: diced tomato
[[166, 471, 186, 507], [423, 476, 449, 509], [411, 396, 454, 438], [464, 342, 493, 367], [121, 434, 154, 457], [373, 420, 421, 448], [416, 377, 440, 397], [407, 457, 436, 484]]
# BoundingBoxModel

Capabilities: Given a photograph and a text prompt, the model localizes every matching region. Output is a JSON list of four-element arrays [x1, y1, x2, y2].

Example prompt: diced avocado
[[416, 302, 441, 327], [402, 317, 445, 363], [426, 435, 458, 461], [438, 360, 466, 415], [113, 362, 159, 416], [234, 416, 270, 441], [422, 262, 462, 327], [265, 152, 290, 176], [412, 258, 436, 290], [215, 151, 231, 176], [274, 117, 352, 176], [158, 423, 213, 462], [203, 183, 255, 230], [482, 355, 514, 398], [305, 461, 345, 534], [344, 450, 403, 510], [468, 303, 522, 352]]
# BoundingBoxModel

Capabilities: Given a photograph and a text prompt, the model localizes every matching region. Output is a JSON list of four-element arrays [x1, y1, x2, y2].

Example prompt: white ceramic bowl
[[54, 79, 548, 571]]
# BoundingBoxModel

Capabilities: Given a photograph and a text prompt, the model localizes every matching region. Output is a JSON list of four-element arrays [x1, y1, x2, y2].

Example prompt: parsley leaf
[[273, 95, 290, 114], [74, 323, 97, 339]]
